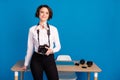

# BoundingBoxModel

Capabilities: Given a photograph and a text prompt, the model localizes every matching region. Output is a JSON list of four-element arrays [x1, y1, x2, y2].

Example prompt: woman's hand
[[45, 47, 53, 56], [21, 66, 27, 71]]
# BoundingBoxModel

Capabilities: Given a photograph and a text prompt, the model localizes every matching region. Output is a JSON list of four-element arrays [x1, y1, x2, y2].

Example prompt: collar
[[35, 22, 49, 31]]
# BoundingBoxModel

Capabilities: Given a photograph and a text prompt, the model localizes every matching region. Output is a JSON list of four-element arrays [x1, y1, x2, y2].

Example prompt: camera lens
[[80, 59, 85, 65], [86, 61, 93, 67]]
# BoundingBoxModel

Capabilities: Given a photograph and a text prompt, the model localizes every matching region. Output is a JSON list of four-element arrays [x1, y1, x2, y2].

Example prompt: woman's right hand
[[21, 66, 27, 71]]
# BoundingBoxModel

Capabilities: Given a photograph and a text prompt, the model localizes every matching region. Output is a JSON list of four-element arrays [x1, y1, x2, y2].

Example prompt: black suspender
[[47, 23, 50, 47], [37, 23, 50, 48]]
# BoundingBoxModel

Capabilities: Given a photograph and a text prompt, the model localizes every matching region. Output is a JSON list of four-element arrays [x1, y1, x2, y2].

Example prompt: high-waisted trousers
[[30, 52, 59, 80]]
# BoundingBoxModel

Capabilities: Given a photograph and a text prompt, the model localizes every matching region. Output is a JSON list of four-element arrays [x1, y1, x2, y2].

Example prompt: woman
[[22, 5, 61, 80]]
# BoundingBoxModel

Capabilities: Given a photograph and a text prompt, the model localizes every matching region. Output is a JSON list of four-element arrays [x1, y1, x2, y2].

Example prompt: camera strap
[[47, 23, 50, 47], [37, 23, 50, 48]]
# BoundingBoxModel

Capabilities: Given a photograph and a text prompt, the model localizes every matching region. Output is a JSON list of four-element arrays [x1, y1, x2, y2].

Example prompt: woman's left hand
[[45, 47, 53, 56]]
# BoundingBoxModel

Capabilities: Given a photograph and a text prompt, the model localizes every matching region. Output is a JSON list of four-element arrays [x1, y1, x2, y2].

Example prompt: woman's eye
[[40, 11, 44, 13]]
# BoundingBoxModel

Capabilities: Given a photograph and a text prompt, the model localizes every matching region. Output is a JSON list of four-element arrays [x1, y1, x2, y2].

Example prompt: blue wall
[[0, 0, 120, 80]]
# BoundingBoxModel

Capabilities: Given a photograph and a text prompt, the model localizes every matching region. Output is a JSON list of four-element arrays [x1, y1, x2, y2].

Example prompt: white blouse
[[24, 23, 61, 66]]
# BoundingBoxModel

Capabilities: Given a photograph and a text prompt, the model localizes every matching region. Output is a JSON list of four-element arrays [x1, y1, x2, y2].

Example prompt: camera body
[[38, 44, 48, 55]]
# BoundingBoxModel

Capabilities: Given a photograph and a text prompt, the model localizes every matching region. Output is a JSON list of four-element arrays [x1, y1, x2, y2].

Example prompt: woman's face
[[39, 7, 49, 22]]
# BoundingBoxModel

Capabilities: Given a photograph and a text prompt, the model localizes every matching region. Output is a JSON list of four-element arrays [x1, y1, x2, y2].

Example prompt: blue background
[[0, 0, 120, 80]]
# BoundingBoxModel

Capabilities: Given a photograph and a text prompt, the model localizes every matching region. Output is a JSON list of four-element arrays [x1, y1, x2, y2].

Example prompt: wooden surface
[[11, 60, 102, 72]]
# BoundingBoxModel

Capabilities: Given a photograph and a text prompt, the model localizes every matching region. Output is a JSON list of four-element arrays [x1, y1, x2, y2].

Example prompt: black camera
[[86, 61, 93, 67], [80, 59, 85, 65], [38, 44, 48, 55]]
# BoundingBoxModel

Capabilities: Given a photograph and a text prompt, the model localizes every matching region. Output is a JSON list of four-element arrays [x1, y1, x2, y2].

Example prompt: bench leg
[[20, 71, 24, 80], [15, 71, 18, 80], [87, 72, 90, 80], [94, 72, 98, 80]]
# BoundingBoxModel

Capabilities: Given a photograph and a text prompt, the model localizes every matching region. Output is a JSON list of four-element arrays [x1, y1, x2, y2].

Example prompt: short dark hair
[[35, 5, 53, 20]]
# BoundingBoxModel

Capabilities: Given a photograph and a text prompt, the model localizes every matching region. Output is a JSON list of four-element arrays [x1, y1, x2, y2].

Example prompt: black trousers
[[30, 52, 59, 80]]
